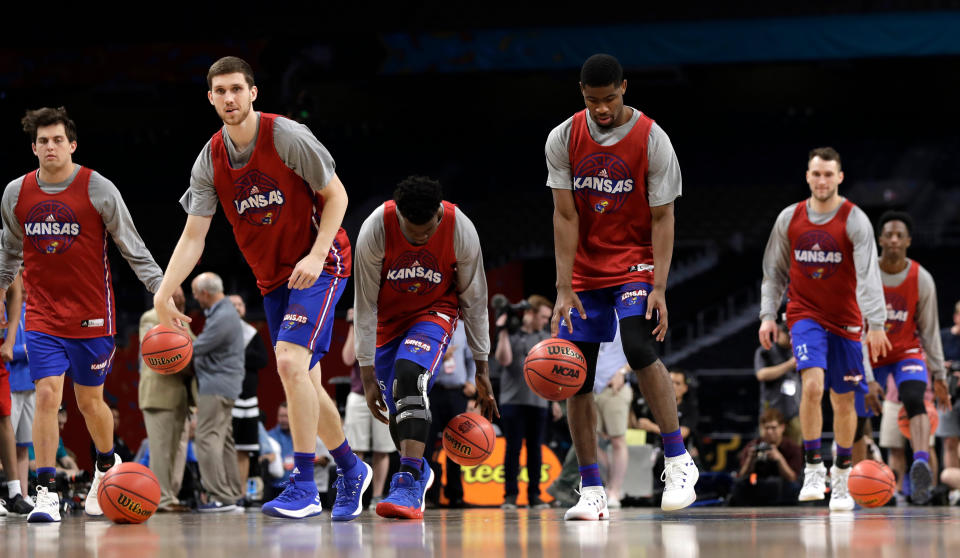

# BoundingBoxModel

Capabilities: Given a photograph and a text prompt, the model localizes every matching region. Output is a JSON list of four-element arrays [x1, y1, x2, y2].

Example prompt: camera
[[755, 441, 773, 460], [491, 294, 531, 334]]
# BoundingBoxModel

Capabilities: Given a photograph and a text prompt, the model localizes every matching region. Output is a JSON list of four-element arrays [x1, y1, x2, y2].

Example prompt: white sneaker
[[799, 463, 827, 501], [86, 453, 122, 516], [606, 495, 622, 509], [0, 498, 7, 516], [661, 453, 699, 511], [564, 486, 609, 521], [829, 466, 855, 511], [27, 486, 61, 523]]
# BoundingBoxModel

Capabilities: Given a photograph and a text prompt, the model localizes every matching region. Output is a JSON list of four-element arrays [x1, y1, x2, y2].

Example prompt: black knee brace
[[619, 316, 660, 371], [393, 359, 432, 443], [855, 416, 869, 443], [573, 341, 600, 396], [899, 380, 927, 419]]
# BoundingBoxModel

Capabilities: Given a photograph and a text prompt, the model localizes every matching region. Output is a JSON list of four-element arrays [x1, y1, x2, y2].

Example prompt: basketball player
[[153, 57, 370, 520], [855, 211, 950, 504], [0, 107, 165, 522], [353, 176, 497, 519], [759, 147, 890, 511], [547, 54, 698, 520]]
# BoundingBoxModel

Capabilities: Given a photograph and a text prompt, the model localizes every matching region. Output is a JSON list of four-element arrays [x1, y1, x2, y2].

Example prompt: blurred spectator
[[2, 272, 33, 514], [938, 300, 960, 470], [754, 321, 801, 444], [89, 405, 134, 465], [138, 285, 194, 513], [592, 324, 632, 510], [341, 307, 395, 508], [190, 272, 245, 512], [495, 294, 554, 510], [425, 320, 476, 508], [228, 293, 269, 504], [729, 409, 802, 506]]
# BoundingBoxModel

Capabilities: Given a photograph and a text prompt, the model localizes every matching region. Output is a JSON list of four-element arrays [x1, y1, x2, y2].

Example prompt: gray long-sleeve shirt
[[353, 204, 489, 367], [760, 199, 886, 331], [881, 260, 946, 381], [193, 297, 245, 399], [0, 165, 163, 292]]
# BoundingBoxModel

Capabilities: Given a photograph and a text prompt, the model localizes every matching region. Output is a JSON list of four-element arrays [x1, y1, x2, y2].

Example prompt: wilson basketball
[[848, 459, 895, 508], [523, 338, 587, 401], [141, 324, 193, 374], [897, 400, 939, 439], [443, 412, 495, 467], [97, 463, 161, 524]]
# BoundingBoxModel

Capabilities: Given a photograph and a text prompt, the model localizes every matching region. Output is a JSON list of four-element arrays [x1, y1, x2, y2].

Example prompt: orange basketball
[[443, 412, 496, 467], [523, 338, 587, 401], [897, 400, 939, 439], [848, 459, 895, 508], [141, 324, 193, 374], [97, 463, 161, 524]]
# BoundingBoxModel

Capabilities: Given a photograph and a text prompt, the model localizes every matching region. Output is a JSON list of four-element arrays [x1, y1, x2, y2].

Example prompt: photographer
[[729, 409, 802, 506], [938, 300, 960, 470], [495, 294, 557, 509]]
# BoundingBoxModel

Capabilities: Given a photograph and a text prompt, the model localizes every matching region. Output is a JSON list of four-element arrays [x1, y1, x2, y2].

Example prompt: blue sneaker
[[376, 472, 423, 519], [198, 500, 237, 513], [417, 458, 435, 512], [910, 460, 933, 505], [261, 476, 323, 519], [331, 460, 372, 521]]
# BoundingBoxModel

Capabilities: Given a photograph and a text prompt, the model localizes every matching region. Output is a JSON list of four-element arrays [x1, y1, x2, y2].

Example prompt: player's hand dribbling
[[360, 365, 389, 425], [646, 286, 668, 342], [865, 328, 893, 363], [934, 378, 953, 411], [865, 380, 884, 416], [473, 360, 500, 421], [289, 253, 325, 290], [758, 320, 778, 350], [153, 293, 192, 334], [552, 286, 585, 337]]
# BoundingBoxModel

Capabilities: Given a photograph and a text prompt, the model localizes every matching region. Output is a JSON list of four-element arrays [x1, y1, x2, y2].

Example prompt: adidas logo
[[292, 467, 300, 475], [250, 186, 260, 194], [411, 260, 420, 267], [598, 169, 608, 178], [45, 214, 55, 222]]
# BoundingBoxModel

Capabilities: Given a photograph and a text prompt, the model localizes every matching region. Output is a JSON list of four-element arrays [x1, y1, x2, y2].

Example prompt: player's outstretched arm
[[551, 188, 585, 336], [289, 173, 348, 290], [153, 214, 212, 331], [648, 202, 675, 342]]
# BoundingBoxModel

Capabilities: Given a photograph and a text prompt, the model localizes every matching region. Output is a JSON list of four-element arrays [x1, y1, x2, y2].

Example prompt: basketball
[[897, 400, 939, 439], [97, 463, 161, 524], [443, 412, 496, 467], [523, 338, 587, 401], [848, 459, 896, 508], [141, 324, 193, 374]]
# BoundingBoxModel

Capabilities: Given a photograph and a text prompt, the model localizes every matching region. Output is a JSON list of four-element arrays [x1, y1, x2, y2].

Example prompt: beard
[[220, 102, 251, 125]]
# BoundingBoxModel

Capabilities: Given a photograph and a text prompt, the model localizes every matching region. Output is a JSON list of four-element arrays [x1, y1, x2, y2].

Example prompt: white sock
[[7, 480, 21, 498]]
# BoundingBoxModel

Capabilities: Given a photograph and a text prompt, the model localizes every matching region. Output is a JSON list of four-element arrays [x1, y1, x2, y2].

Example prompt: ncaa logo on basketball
[[24, 201, 81, 254], [794, 231, 843, 279], [233, 169, 285, 226], [620, 289, 648, 306], [403, 335, 432, 354], [573, 152, 634, 214], [386, 250, 443, 295], [884, 293, 909, 334], [281, 304, 309, 330]]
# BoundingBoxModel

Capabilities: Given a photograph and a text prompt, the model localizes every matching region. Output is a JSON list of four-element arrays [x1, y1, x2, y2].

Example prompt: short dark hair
[[207, 56, 256, 89], [394, 176, 443, 225], [760, 408, 786, 426], [808, 147, 842, 171], [669, 368, 689, 384], [22, 106, 77, 143], [877, 210, 914, 236], [580, 54, 623, 88]]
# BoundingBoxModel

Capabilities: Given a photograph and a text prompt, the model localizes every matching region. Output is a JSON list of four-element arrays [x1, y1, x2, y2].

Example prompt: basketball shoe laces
[[275, 477, 313, 504], [831, 470, 850, 500], [334, 467, 364, 508], [573, 486, 605, 511], [661, 460, 690, 491]]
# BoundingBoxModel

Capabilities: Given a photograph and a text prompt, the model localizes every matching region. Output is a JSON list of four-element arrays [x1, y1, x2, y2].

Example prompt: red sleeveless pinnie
[[211, 113, 350, 295], [567, 109, 655, 290], [874, 260, 925, 366], [14, 167, 116, 338], [376, 201, 459, 346]]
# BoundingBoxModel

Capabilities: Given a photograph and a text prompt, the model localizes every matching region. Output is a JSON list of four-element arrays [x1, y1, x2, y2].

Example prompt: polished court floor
[[2, 506, 960, 558]]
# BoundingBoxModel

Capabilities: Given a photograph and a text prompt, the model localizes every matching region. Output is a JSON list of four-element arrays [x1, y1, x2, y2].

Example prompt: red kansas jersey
[[211, 113, 350, 295], [874, 260, 925, 366], [568, 109, 655, 290], [14, 167, 116, 338], [376, 200, 459, 346], [786, 200, 862, 340]]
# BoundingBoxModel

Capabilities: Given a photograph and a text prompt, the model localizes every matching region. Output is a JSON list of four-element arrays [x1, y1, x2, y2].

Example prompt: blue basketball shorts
[[557, 282, 653, 344], [856, 358, 928, 418], [25, 331, 116, 387], [790, 318, 867, 395], [263, 272, 346, 369], [374, 321, 451, 415]]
